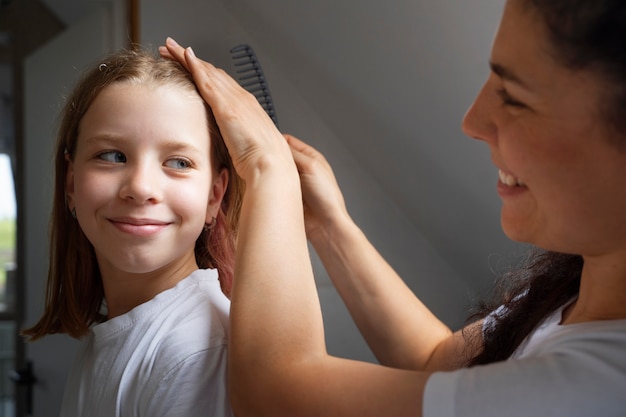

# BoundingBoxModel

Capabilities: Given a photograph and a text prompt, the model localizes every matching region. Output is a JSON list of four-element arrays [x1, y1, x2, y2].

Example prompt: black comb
[[230, 44, 279, 128]]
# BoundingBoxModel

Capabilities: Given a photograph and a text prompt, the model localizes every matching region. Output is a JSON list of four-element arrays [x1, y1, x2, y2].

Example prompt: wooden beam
[[129, 0, 140, 48]]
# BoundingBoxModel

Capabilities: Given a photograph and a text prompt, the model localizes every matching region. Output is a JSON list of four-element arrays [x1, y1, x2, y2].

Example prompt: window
[[0, 153, 16, 311]]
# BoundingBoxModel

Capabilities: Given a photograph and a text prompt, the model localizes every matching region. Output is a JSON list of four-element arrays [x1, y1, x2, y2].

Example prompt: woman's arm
[[160, 38, 470, 417], [287, 134, 481, 371], [230, 161, 434, 416]]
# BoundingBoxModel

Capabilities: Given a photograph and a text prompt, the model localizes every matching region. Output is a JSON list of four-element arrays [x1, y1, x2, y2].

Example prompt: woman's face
[[462, 0, 626, 257]]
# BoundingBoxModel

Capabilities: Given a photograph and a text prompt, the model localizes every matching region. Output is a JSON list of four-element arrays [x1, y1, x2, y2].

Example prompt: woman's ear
[[65, 153, 76, 211], [206, 167, 229, 222]]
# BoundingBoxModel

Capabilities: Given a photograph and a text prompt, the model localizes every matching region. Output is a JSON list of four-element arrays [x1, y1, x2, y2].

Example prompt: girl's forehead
[[80, 80, 209, 135], [90, 81, 207, 117], [103, 79, 196, 95]]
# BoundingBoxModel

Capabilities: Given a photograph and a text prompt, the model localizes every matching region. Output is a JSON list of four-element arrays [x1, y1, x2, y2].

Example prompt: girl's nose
[[462, 78, 497, 146], [119, 163, 163, 204]]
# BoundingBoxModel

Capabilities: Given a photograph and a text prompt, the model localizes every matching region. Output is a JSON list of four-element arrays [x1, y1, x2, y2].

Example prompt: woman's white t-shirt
[[423, 302, 626, 417]]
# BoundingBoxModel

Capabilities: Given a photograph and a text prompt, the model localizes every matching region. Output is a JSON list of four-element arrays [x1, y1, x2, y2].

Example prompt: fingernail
[[167, 37, 180, 47], [187, 47, 196, 57]]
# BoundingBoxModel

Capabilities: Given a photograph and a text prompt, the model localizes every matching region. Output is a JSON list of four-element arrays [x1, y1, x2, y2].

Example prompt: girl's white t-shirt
[[59, 269, 233, 417]]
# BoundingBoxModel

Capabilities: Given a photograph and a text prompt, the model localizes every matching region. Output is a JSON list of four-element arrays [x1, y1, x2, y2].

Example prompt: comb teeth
[[230, 44, 279, 127]]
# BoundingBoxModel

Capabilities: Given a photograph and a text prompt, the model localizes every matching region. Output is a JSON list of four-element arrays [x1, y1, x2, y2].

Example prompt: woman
[[163, 0, 626, 415]]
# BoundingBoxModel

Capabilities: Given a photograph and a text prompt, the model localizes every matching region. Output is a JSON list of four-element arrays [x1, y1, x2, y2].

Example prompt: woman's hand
[[285, 134, 351, 242], [159, 37, 294, 183]]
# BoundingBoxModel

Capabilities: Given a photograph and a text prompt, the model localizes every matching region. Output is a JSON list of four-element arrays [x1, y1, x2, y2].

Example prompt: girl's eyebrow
[[490, 61, 533, 91], [160, 139, 204, 153], [81, 134, 205, 155], [80, 133, 124, 146]]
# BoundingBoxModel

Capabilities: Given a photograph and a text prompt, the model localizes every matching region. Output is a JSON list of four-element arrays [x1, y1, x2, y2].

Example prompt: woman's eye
[[165, 158, 192, 170], [496, 88, 526, 108], [98, 151, 126, 163]]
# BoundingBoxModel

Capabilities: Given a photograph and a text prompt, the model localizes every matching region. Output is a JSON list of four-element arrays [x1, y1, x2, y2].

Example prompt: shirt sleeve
[[422, 349, 626, 417], [423, 371, 458, 417]]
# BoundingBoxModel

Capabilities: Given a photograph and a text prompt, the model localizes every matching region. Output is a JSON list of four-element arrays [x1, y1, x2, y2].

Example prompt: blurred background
[[0, 0, 525, 415]]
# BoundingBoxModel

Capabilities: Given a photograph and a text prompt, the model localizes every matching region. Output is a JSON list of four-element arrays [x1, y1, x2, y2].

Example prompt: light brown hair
[[22, 48, 244, 341]]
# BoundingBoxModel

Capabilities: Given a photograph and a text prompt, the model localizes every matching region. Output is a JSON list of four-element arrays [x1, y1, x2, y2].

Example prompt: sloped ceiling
[[39, 0, 526, 291], [216, 0, 526, 289]]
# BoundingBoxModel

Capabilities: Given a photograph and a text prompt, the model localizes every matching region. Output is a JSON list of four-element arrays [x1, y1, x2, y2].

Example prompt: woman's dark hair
[[467, 0, 626, 366], [467, 249, 582, 365], [525, 0, 626, 136]]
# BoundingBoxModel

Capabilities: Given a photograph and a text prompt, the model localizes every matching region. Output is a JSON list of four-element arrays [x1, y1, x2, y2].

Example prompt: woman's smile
[[498, 169, 525, 187]]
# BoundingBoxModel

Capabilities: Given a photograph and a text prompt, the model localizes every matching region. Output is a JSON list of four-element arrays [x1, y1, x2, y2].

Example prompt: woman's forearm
[[309, 216, 457, 370]]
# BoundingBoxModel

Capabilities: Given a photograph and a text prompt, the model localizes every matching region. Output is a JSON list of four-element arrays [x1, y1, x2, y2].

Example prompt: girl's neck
[[100, 257, 199, 319]]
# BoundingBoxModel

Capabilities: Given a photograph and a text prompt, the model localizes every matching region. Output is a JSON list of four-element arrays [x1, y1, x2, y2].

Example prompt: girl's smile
[[67, 82, 225, 279], [108, 216, 172, 237]]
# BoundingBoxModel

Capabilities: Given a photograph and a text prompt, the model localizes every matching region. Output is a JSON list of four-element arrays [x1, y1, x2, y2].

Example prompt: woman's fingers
[[159, 37, 191, 70], [160, 38, 291, 181], [284, 134, 347, 230], [157, 46, 174, 60], [285, 134, 334, 177], [160, 37, 267, 128]]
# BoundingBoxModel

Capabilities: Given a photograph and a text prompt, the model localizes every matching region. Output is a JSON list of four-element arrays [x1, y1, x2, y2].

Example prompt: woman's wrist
[[309, 210, 358, 251]]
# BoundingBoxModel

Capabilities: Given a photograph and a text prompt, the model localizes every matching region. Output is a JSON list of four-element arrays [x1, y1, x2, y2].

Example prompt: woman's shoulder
[[518, 314, 626, 359], [425, 320, 626, 417]]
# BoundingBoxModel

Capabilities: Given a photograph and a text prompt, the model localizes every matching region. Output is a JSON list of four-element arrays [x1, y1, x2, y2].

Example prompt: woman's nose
[[119, 163, 163, 204], [462, 79, 497, 145]]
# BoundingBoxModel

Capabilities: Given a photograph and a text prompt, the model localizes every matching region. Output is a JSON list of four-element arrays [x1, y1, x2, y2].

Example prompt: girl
[[23, 47, 243, 417], [163, 0, 626, 414]]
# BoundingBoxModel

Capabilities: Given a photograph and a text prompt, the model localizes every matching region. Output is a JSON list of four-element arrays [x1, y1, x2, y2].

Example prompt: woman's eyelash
[[496, 88, 525, 108]]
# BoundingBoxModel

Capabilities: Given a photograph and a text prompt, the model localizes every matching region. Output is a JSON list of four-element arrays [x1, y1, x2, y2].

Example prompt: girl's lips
[[110, 216, 169, 225], [109, 218, 170, 236]]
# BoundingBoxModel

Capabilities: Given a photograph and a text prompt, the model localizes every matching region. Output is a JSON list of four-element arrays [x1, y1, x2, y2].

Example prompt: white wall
[[140, 0, 473, 362]]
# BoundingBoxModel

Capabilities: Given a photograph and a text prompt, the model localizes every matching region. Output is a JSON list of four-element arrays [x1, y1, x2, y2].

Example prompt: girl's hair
[[22, 48, 244, 341], [467, 0, 626, 366]]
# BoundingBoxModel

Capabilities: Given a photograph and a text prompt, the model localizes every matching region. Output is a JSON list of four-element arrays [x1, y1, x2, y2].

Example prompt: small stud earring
[[71, 208, 77, 219], [203, 217, 216, 231]]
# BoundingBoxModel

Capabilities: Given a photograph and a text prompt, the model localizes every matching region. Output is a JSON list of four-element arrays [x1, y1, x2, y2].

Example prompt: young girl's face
[[66, 82, 226, 279]]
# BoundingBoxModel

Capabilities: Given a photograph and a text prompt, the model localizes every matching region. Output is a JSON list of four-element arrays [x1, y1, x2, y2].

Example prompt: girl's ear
[[206, 167, 229, 222], [65, 153, 76, 211]]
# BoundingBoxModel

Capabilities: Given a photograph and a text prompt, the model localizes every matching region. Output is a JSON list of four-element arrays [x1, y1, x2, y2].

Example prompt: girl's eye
[[98, 151, 126, 163], [165, 158, 192, 170], [496, 88, 526, 108]]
